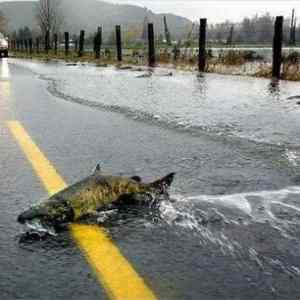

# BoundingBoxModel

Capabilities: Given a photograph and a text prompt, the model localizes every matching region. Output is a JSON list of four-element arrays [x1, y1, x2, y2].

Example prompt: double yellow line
[[8, 121, 156, 300]]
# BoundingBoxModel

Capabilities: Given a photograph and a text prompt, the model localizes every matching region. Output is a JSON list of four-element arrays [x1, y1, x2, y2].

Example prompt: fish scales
[[17, 170, 175, 228], [46, 175, 149, 220]]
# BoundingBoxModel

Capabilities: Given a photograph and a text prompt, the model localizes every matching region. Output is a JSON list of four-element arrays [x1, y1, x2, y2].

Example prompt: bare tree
[[0, 10, 7, 33], [36, 0, 63, 35]]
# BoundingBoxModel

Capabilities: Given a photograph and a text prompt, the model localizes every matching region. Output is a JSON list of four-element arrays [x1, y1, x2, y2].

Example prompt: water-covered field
[[11, 59, 300, 146], [7, 59, 300, 299]]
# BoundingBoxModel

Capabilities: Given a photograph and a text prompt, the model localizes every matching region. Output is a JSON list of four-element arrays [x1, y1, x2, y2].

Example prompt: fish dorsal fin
[[93, 163, 102, 175], [131, 176, 142, 182]]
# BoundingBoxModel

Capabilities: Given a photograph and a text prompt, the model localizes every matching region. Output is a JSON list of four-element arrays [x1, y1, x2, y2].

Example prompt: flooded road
[[1, 58, 300, 299]]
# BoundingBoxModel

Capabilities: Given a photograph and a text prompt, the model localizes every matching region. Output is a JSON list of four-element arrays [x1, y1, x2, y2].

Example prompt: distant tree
[[23, 27, 32, 39], [254, 13, 274, 42], [17, 27, 32, 39], [11, 30, 17, 40], [36, 0, 63, 35], [240, 17, 255, 42], [207, 13, 277, 44], [0, 10, 7, 32]]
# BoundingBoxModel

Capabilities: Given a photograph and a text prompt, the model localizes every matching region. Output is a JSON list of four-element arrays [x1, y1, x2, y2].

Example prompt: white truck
[[0, 32, 8, 57]]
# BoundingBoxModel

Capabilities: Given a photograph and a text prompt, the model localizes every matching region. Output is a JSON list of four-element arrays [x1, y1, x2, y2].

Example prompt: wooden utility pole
[[163, 15, 172, 45], [227, 25, 234, 45], [289, 9, 295, 45], [198, 18, 207, 72], [272, 16, 283, 79]]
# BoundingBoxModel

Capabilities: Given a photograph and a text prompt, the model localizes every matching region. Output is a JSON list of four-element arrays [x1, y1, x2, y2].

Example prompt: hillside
[[0, 0, 192, 39]]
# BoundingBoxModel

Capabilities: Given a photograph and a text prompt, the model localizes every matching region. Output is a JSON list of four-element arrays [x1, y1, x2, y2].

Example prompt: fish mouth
[[18, 208, 58, 236], [17, 207, 48, 224]]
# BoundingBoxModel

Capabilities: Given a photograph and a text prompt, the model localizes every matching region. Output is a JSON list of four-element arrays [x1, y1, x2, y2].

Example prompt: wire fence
[[8, 17, 300, 79]]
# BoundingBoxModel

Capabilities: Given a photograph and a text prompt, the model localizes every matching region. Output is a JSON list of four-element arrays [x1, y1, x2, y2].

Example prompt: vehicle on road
[[0, 33, 8, 58]]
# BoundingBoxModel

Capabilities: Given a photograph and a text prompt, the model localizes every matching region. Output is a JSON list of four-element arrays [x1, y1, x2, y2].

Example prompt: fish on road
[[17, 163, 175, 231]]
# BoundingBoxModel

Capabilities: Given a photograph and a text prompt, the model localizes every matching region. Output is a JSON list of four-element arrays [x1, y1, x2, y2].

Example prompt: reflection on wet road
[[1, 58, 300, 299], [0, 58, 10, 79]]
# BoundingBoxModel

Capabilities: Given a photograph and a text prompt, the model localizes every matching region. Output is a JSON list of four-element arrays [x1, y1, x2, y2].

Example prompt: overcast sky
[[0, 0, 298, 22]]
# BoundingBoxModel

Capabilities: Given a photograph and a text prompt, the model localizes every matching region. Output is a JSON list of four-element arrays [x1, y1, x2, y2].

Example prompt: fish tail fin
[[150, 172, 175, 194]]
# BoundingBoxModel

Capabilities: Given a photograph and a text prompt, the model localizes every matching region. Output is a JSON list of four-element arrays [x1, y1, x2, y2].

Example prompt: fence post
[[74, 39, 78, 52], [148, 23, 155, 67], [93, 32, 97, 57], [78, 30, 85, 57], [45, 30, 50, 53], [95, 26, 102, 59], [64, 32, 69, 56], [29, 38, 33, 55], [198, 18, 207, 72], [54, 33, 58, 55], [115, 25, 122, 62], [272, 16, 283, 79], [36, 37, 40, 54], [24, 39, 28, 53], [94, 27, 101, 59]]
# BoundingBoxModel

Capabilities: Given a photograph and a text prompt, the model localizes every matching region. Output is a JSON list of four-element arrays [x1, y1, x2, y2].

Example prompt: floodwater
[[11, 59, 300, 146], [5, 59, 300, 299]]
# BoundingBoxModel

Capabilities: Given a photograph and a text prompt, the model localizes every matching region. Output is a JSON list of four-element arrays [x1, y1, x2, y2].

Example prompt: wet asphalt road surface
[[1, 58, 300, 299]]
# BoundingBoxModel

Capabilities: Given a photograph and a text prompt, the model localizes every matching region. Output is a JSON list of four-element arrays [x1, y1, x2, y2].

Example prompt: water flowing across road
[[7, 59, 300, 299]]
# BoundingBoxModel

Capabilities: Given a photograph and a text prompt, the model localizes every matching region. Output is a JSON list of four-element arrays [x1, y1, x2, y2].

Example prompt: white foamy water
[[159, 187, 300, 278], [164, 186, 300, 226]]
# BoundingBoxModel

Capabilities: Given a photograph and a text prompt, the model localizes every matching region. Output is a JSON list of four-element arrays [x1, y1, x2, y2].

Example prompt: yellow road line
[[8, 120, 157, 300]]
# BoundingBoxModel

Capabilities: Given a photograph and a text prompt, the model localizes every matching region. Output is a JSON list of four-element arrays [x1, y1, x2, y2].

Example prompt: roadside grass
[[11, 49, 300, 81]]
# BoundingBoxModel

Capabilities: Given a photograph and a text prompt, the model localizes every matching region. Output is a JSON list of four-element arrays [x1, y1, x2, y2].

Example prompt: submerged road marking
[[8, 121, 157, 300]]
